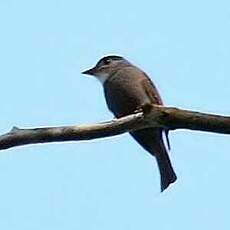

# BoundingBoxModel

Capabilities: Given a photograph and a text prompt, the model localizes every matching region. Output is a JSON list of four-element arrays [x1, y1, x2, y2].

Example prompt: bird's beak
[[81, 66, 97, 76]]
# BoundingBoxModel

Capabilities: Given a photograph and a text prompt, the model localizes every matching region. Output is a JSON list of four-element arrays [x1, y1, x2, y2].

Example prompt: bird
[[82, 55, 177, 192]]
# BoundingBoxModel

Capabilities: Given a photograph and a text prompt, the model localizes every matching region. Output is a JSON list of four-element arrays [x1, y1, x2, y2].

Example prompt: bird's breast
[[103, 68, 150, 117]]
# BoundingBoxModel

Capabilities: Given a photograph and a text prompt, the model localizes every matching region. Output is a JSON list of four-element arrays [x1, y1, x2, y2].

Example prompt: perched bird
[[82, 55, 177, 191]]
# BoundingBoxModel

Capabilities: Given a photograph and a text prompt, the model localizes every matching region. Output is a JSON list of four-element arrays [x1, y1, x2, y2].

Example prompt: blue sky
[[0, 0, 230, 229]]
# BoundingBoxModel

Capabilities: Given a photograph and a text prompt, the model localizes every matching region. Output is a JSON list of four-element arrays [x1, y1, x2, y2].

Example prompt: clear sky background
[[0, 0, 230, 229]]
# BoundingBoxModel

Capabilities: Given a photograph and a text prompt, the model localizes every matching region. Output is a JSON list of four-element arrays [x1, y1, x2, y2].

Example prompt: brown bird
[[82, 55, 177, 191]]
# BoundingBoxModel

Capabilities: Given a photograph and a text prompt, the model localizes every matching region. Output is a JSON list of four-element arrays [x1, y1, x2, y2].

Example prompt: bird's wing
[[140, 75, 163, 105], [140, 74, 171, 150]]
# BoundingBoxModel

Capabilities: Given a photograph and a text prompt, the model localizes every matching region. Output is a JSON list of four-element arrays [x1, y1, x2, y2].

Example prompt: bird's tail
[[130, 129, 177, 192], [154, 141, 177, 192]]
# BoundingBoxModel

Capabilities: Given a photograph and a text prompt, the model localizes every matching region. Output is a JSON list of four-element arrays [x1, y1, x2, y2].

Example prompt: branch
[[1, 105, 230, 150]]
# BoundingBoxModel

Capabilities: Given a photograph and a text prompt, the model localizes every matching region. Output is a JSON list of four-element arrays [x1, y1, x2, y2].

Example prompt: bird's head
[[82, 55, 130, 83]]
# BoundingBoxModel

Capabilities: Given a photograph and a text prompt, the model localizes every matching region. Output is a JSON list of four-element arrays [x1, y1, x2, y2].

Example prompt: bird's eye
[[104, 59, 111, 65]]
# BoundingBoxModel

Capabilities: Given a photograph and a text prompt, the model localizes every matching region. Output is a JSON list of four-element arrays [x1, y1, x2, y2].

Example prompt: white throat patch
[[96, 73, 110, 84]]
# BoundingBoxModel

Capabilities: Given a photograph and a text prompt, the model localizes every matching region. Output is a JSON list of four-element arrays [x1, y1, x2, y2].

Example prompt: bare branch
[[0, 113, 144, 150], [144, 105, 230, 133], [0, 105, 230, 151]]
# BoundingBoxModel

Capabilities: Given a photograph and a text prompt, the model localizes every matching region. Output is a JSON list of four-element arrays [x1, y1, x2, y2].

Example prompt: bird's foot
[[141, 103, 153, 114], [134, 103, 152, 114]]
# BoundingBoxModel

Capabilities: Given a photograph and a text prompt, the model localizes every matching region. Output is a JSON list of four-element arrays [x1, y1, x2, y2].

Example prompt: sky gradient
[[0, 0, 230, 229]]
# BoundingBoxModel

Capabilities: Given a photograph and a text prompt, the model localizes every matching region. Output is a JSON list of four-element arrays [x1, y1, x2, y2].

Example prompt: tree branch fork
[[1, 105, 230, 150]]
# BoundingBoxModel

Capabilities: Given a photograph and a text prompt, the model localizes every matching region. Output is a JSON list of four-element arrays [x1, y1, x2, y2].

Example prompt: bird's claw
[[134, 107, 143, 114], [141, 103, 153, 114], [134, 103, 152, 114]]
